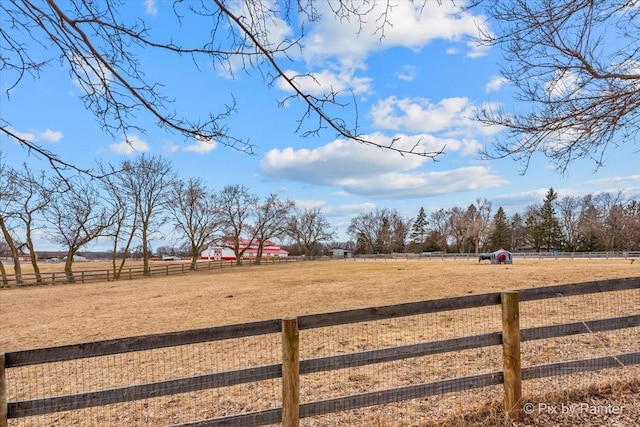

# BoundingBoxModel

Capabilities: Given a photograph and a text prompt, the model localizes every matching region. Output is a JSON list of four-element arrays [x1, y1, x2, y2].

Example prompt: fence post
[[0, 353, 7, 427], [282, 317, 299, 427], [501, 291, 522, 421]]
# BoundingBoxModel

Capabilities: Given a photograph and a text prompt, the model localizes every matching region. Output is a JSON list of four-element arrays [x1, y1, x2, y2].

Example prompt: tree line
[[396, 188, 640, 255], [0, 153, 335, 285], [2, 152, 639, 285]]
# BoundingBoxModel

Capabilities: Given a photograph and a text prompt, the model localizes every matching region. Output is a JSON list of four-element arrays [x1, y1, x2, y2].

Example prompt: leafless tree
[[591, 191, 629, 251], [287, 207, 335, 256], [47, 176, 115, 282], [217, 184, 260, 265], [251, 194, 295, 264], [449, 206, 475, 253], [116, 154, 175, 275], [347, 208, 407, 254], [0, 157, 24, 284], [0, 239, 9, 286], [428, 208, 451, 253], [464, 198, 492, 253], [100, 162, 139, 279], [1, 0, 443, 176], [477, 0, 640, 172], [8, 164, 53, 283], [557, 195, 582, 251], [166, 178, 223, 269]]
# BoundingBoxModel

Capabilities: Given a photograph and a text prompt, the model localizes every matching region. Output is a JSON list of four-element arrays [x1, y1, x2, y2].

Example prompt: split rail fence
[[1, 277, 639, 426]]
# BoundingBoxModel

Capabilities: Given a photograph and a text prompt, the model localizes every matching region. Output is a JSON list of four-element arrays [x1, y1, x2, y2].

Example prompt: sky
[[1, 0, 639, 250]]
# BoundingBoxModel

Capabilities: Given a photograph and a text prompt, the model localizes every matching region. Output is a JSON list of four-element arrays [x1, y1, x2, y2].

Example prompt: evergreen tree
[[511, 213, 525, 251], [408, 207, 428, 252], [488, 207, 512, 251], [539, 188, 565, 251], [526, 188, 565, 252]]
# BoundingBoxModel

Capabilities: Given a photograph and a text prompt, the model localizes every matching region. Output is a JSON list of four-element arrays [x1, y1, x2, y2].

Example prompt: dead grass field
[[1, 257, 639, 351], [1, 258, 639, 426]]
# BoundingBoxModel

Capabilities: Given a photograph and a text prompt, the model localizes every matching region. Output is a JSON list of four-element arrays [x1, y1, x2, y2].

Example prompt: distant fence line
[[1, 251, 638, 288], [0, 257, 302, 288], [1, 277, 638, 426]]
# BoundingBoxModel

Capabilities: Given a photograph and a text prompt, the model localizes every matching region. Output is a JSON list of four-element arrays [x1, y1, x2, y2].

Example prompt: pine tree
[[539, 188, 565, 251], [408, 207, 428, 252], [488, 207, 512, 251]]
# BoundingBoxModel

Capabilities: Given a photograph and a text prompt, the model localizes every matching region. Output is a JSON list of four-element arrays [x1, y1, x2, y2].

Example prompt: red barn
[[201, 240, 288, 261]]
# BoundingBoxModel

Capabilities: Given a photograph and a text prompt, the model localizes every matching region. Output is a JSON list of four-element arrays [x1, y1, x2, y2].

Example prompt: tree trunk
[[0, 260, 8, 287], [64, 253, 75, 283], [25, 233, 42, 284], [0, 217, 22, 285]]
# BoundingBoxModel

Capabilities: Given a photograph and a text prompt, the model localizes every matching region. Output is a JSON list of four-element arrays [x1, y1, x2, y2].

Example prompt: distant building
[[201, 240, 288, 261], [62, 255, 88, 262], [331, 248, 353, 259]]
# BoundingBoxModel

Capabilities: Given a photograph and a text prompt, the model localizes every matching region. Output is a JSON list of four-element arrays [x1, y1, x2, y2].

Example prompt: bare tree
[[477, 0, 640, 172], [287, 207, 335, 257], [427, 208, 451, 253], [8, 164, 53, 284], [557, 195, 582, 252], [251, 194, 295, 264], [118, 154, 175, 275], [464, 198, 492, 253], [166, 178, 222, 269], [591, 191, 629, 251], [100, 163, 139, 279], [447, 206, 470, 253], [2, 0, 443, 176], [347, 208, 409, 254], [0, 239, 9, 286], [47, 176, 115, 282], [217, 184, 260, 265], [0, 157, 24, 284]]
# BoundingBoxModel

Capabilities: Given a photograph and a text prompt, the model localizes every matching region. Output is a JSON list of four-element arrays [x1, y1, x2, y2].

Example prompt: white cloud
[[585, 175, 640, 186], [335, 167, 508, 199], [370, 96, 501, 143], [261, 136, 429, 185], [70, 54, 114, 95], [260, 137, 508, 199], [485, 76, 508, 93], [8, 127, 63, 143], [303, 1, 488, 59], [275, 2, 490, 97], [278, 59, 373, 96], [183, 138, 217, 154], [396, 65, 416, 82], [144, 0, 158, 17], [109, 135, 150, 155], [545, 69, 579, 99]]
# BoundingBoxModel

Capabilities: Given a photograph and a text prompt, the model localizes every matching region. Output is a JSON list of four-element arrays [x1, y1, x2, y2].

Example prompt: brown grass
[[1, 258, 638, 426], [1, 257, 639, 351]]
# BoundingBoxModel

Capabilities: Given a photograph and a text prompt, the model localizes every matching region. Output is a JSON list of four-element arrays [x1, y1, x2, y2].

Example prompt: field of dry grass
[[1, 257, 639, 351], [1, 257, 639, 426]]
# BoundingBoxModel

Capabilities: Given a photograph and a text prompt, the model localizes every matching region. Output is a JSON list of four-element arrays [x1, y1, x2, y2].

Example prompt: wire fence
[[1, 278, 638, 426], [0, 257, 301, 288], [2, 250, 639, 288]]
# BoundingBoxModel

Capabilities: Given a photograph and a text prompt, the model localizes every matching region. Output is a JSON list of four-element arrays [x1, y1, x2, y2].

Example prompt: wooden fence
[[1, 277, 639, 426], [0, 257, 301, 288], [1, 251, 638, 288]]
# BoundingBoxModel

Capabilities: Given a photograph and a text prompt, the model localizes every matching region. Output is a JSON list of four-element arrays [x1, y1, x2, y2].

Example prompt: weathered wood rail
[[1, 277, 638, 426]]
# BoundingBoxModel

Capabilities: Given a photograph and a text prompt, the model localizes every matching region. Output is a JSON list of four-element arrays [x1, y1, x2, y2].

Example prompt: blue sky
[[2, 1, 639, 248]]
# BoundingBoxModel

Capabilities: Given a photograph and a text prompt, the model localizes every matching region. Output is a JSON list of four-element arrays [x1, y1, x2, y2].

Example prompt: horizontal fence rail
[[1, 277, 638, 426], [2, 251, 639, 288], [0, 257, 302, 288]]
